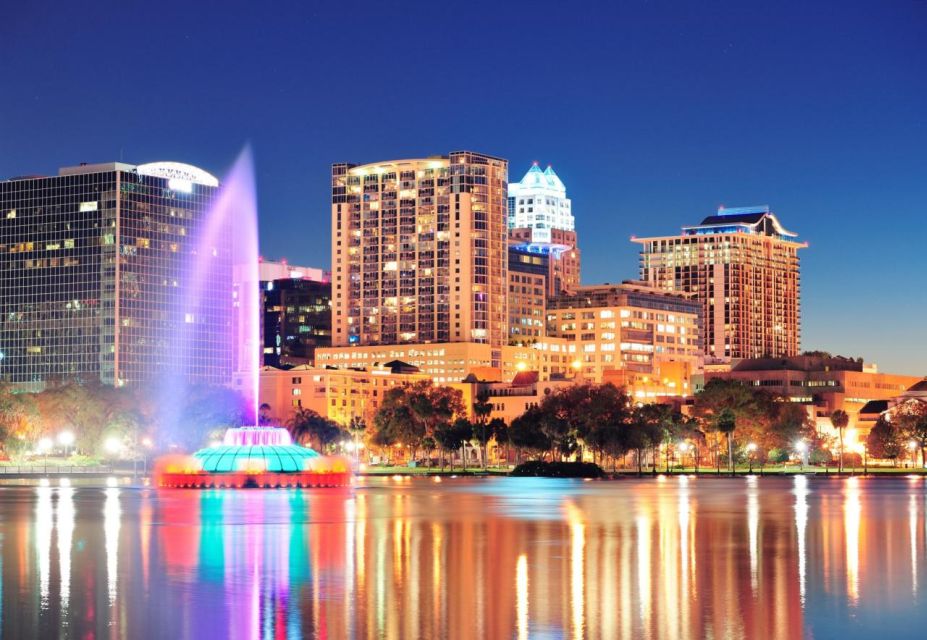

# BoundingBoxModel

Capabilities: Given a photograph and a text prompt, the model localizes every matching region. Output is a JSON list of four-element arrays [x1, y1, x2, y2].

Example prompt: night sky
[[2, 0, 925, 374]]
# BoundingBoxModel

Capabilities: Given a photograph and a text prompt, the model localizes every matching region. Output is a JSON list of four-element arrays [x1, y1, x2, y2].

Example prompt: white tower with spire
[[507, 162, 574, 244]]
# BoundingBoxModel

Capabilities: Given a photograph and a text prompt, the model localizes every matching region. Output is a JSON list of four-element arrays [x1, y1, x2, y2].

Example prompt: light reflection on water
[[1, 476, 927, 639]]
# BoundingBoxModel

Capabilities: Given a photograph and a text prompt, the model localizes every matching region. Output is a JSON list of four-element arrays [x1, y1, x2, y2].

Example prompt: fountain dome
[[157, 426, 350, 488], [194, 426, 320, 473]]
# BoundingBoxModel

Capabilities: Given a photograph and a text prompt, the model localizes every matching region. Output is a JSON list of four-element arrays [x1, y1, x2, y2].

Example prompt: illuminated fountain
[[156, 148, 350, 489], [157, 426, 350, 488]]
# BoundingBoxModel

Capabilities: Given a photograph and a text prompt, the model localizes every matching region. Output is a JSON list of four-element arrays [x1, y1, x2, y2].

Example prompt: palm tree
[[830, 409, 849, 473], [717, 409, 736, 476]]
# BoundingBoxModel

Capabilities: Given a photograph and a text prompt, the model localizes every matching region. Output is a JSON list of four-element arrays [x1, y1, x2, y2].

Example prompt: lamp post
[[856, 443, 868, 475], [105, 437, 123, 473], [909, 440, 918, 469], [746, 442, 757, 474], [58, 431, 75, 462], [141, 437, 153, 476], [38, 437, 53, 475], [795, 441, 807, 472], [677, 442, 688, 472]]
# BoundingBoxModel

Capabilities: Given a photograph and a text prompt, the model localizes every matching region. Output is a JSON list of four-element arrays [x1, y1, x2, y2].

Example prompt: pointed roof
[[519, 162, 547, 187], [543, 165, 565, 191], [512, 162, 567, 195]]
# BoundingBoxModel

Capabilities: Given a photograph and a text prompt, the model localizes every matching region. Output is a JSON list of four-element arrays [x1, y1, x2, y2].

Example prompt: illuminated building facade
[[0, 161, 228, 388], [315, 339, 572, 385], [546, 282, 701, 398], [253, 363, 430, 426], [261, 273, 331, 368], [507, 247, 547, 342], [331, 152, 509, 348], [701, 355, 922, 440], [634, 205, 803, 361], [507, 163, 581, 295]]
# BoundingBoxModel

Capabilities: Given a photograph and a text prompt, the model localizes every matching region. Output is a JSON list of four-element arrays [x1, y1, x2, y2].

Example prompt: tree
[[288, 408, 345, 453], [472, 391, 493, 469], [625, 405, 664, 475], [434, 420, 466, 470], [509, 407, 552, 461], [716, 408, 736, 475], [693, 378, 773, 471], [830, 409, 850, 472], [866, 416, 903, 465], [370, 381, 465, 463], [487, 417, 508, 466]]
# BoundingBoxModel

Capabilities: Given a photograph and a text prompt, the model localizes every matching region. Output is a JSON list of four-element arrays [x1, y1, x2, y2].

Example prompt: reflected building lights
[[748, 475, 760, 594], [567, 503, 585, 640], [516, 554, 529, 640], [794, 475, 809, 605], [35, 484, 53, 608], [104, 487, 121, 607], [845, 477, 861, 605], [57, 484, 75, 621], [637, 514, 652, 631], [910, 493, 918, 596]]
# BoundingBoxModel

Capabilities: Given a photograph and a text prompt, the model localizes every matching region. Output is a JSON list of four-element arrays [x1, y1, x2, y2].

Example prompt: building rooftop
[[731, 355, 865, 373], [682, 205, 798, 239]]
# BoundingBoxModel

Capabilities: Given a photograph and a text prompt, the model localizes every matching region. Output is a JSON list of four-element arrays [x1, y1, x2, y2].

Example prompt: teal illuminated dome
[[192, 426, 320, 473], [157, 426, 349, 489]]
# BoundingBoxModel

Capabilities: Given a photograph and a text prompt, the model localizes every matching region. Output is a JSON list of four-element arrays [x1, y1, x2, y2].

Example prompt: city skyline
[[2, 1, 925, 375]]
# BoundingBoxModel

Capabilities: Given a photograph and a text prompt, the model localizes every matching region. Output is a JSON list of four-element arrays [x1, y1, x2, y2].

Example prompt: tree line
[[361, 377, 827, 473], [0, 379, 247, 459]]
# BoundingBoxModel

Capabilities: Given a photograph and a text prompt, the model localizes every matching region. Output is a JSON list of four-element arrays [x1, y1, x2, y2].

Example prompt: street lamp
[[105, 437, 123, 455], [58, 431, 75, 459], [795, 441, 807, 472], [746, 442, 758, 473], [38, 437, 53, 474], [677, 442, 688, 470], [908, 440, 918, 468], [855, 443, 868, 474]]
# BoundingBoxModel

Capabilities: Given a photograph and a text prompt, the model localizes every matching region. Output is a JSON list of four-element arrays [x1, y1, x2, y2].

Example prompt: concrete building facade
[[331, 152, 509, 348], [546, 282, 702, 398], [634, 205, 804, 361]]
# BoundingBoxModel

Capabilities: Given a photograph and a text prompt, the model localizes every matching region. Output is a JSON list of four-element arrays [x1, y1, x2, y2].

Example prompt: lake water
[[1, 475, 925, 639]]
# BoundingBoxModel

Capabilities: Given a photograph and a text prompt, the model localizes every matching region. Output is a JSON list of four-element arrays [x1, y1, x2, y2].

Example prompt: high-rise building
[[634, 205, 804, 361], [0, 161, 229, 388], [260, 264, 332, 368], [507, 247, 547, 343], [331, 152, 508, 347], [546, 282, 702, 397], [507, 163, 581, 295]]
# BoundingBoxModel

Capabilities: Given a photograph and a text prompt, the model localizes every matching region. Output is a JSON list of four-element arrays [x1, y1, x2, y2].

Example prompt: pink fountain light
[[176, 146, 261, 424]]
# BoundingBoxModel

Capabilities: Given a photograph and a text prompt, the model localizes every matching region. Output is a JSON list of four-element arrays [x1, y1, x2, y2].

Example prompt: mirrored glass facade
[[0, 162, 230, 388]]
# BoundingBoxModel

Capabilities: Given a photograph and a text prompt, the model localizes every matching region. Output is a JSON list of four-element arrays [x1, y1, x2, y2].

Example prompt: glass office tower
[[0, 161, 230, 388]]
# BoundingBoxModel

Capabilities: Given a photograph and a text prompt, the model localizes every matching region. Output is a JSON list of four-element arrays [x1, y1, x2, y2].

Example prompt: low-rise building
[[701, 355, 922, 444], [448, 371, 575, 423], [546, 281, 702, 398], [242, 363, 430, 427], [315, 339, 574, 384]]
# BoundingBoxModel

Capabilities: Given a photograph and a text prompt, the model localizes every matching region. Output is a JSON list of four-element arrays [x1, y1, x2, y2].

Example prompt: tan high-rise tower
[[331, 152, 508, 347], [633, 206, 804, 361]]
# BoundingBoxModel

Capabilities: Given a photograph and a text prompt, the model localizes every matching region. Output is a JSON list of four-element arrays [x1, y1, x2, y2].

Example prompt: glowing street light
[[909, 440, 919, 468], [746, 442, 758, 473], [105, 437, 124, 456], [795, 441, 807, 471], [38, 437, 53, 453], [58, 431, 75, 458]]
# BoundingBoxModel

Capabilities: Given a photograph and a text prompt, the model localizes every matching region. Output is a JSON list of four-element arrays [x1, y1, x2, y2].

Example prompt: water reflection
[[2, 477, 927, 639]]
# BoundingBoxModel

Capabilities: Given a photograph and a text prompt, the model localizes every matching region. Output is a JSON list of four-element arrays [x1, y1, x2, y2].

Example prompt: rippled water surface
[[2, 475, 926, 639]]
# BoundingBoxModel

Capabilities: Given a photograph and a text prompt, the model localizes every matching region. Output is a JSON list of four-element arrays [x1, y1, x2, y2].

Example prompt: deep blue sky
[[2, 1, 925, 374]]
